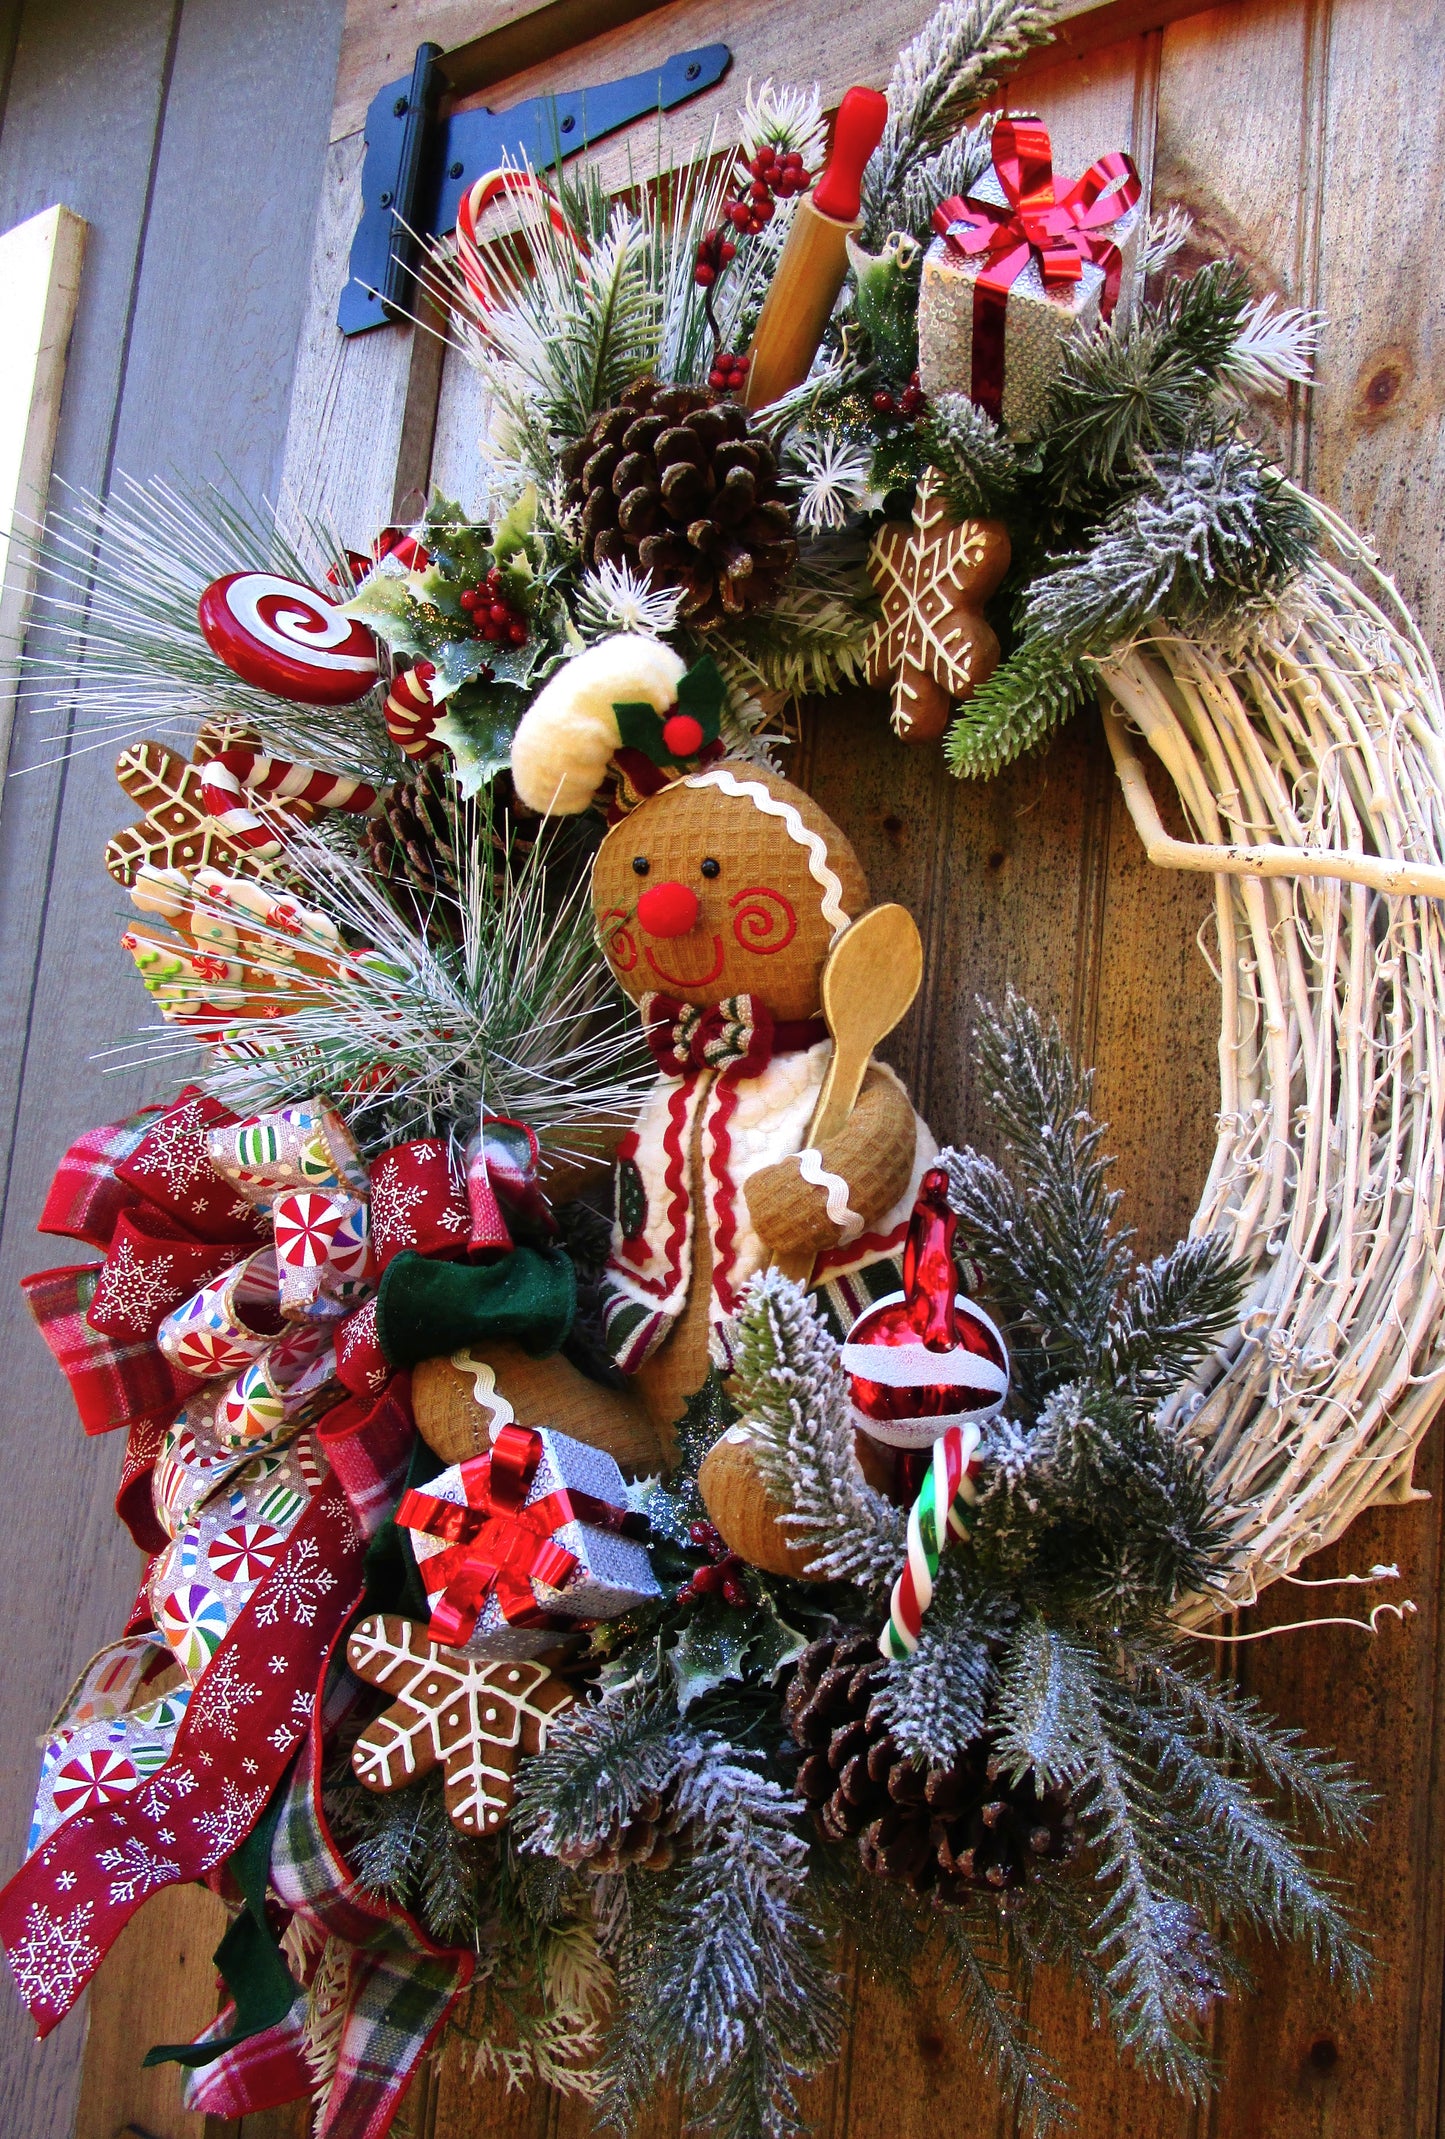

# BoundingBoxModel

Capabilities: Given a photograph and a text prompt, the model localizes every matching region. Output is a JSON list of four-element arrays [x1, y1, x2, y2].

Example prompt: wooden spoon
[[773, 903, 924, 1284]]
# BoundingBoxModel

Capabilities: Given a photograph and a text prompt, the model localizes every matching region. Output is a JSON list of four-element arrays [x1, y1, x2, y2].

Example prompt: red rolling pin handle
[[811, 87, 890, 224]]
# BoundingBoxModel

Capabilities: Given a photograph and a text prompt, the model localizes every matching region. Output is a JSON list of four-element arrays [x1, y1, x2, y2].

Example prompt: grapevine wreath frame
[[5, 0, 1445, 2126], [1099, 509, 1445, 1617]]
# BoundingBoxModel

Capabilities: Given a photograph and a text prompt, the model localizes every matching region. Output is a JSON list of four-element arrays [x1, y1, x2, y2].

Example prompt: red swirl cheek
[[599, 908, 638, 972], [729, 885, 798, 956]]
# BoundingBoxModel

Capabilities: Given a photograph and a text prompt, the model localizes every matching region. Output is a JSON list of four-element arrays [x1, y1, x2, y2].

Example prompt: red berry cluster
[[676, 1519, 750, 1609], [708, 351, 751, 395], [693, 228, 738, 290], [694, 141, 811, 287], [458, 563, 528, 647], [873, 369, 927, 423]]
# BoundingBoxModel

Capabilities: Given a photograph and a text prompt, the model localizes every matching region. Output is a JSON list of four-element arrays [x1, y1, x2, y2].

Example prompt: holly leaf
[[674, 653, 724, 738], [432, 683, 528, 797], [492, 483, 540, 566], [669, 1600, 754, 1713], [744, 1589, 809, 1683], [341, 569, 427, 654]]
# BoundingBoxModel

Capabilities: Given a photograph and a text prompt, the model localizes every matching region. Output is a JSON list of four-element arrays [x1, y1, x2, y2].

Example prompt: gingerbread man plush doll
[[510, 635, 938, 1451]]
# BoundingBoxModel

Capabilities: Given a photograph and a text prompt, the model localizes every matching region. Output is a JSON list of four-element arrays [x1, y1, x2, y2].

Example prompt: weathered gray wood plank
[[0, 0, 343, 2130]]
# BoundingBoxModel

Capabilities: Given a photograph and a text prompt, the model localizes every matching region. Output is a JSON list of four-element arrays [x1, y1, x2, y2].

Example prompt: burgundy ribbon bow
[[397, 1423, 647, 1646], [641, 992, 826, 1078], [933, 114, 1141, 420]]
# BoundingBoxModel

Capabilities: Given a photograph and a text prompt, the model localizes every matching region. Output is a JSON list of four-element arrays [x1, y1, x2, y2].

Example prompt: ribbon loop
[[932, 114, 1141, 422]]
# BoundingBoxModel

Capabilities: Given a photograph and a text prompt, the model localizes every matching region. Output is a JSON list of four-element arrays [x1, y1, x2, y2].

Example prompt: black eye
[[632, 856, 650, 876], [700, 857, 721, 879]]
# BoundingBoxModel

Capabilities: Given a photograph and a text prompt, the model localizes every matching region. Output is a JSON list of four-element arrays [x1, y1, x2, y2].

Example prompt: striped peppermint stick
[[880, 1423, 981, 1659], [201, 746, 382, 857]]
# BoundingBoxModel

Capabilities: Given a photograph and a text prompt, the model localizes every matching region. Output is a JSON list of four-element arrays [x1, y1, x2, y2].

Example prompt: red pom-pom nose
[[662, 711, 705, 758], [637, 881, 701, 938]]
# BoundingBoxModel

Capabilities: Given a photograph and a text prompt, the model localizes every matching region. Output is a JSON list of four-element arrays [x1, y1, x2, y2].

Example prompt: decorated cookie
[[347, 1612, 574, 1834], [865, 469, 1011, 741]]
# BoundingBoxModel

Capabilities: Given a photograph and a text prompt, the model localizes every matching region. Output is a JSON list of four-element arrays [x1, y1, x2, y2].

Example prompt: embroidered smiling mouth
[[643, 934, 725, 987]]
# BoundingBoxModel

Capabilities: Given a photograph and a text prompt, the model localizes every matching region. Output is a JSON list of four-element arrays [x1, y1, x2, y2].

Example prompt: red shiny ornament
[[198, 572, 379, 706], [637, 880, 700, 939], [384, 660, 442, 760], [842, 1166, 1009, 1450], [661, 712, 706, 757]]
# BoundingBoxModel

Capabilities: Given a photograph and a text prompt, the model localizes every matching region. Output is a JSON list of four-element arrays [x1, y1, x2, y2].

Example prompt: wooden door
[[38, 0, 1445, 2134]]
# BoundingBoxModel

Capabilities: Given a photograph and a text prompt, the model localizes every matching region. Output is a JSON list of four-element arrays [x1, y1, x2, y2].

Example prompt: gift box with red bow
[[397, 1422, 660, 1661], [919, 114, 1143, 439]]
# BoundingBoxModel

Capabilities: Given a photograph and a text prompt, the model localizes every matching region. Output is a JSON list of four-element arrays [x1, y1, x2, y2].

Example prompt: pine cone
[[558, 1786, 701, 1874], [785, 1633, 1076, 1900], [365, 766, 461, 909], [561, 381, 798, 628], [364, 768, 538, 940]]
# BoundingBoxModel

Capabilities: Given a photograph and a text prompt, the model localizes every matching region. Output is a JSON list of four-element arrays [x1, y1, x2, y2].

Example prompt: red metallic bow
[[397, 1423, 645, 1646], [933, 115, 1141, 419]]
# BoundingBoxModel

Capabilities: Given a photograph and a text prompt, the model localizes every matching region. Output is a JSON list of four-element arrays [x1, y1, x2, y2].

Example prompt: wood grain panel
[[1307, 0, 1445, 655], [73, 1883, 227, 2139]]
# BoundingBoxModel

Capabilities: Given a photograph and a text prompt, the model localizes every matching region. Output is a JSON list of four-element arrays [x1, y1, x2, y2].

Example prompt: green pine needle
[[943, 638, 1095, 777]]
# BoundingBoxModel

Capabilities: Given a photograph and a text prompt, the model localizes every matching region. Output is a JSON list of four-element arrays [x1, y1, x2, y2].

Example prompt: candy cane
[[455, 167, 586, 318], [880, 1424, 981, 1660], [201, 747, 381, 858]]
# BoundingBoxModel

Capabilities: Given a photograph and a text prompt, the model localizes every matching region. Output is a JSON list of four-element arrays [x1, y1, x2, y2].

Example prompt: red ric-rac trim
[[617, 1074, 697, 1299], [813, 1214, 910, 1278], [704, 1067, 745, 1312]]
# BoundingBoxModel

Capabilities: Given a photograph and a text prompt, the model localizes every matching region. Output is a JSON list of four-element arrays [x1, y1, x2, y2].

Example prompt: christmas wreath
[[3, 1, 1439, 2133]]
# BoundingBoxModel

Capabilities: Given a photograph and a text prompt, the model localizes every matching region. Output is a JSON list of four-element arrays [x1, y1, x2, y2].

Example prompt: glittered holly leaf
[[432, 685, 529, 798], [864, 467, 1011, 744], [745, 1588, 809, 1684], [347, 1612, 574, 1835], [669, 1599, 755, 1713]]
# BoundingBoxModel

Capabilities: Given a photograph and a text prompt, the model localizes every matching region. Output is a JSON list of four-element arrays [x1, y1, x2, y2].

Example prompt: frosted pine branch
[[730, 1269, 907, 1586], [859, 0, 1059, 247], [1221, 293, 1321, 395]]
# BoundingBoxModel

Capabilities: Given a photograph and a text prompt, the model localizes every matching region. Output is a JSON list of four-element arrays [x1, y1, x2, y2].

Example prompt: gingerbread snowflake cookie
[[347, 1613, 574, 1835], [865, 468, 1011, 742]]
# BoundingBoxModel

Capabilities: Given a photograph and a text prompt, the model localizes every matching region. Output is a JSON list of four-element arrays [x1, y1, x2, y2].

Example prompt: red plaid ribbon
[[397, 1423, 644, 1645], [933, 114, 1141, 419], [24, 1088, 268, 1437]]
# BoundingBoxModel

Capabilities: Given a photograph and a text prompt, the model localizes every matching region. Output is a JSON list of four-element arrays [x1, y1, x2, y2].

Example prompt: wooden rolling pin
[[743, 84, 889, 412]]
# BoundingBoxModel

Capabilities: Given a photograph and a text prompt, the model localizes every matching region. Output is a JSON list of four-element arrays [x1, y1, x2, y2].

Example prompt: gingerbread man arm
[[744, 1065, 917, 1260]]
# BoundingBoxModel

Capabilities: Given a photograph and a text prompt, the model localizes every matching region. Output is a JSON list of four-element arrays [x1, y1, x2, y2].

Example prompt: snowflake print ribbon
[[933, 115, 1141, 419], [21, 1087, 271, 1438], [0, 1457, 364, 2036]]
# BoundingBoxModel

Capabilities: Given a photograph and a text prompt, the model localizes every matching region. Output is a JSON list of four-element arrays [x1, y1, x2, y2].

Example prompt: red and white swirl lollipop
[[198, 571, 379, 706]]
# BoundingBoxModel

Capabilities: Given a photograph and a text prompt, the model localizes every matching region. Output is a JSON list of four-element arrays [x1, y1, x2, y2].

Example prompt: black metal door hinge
[[338, 40, 732, 335]]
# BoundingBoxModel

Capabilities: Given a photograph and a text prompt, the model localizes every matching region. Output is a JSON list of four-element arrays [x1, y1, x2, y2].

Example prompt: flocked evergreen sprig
[[944, 262, 1321, 777], [513, 1686, 842, 2139], [700, 990, 1373, 2115], [857, 0, 1060, 250]]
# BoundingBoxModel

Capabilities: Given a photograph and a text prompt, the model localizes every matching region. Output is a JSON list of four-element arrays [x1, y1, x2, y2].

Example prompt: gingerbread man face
[[592, 762, 869, 1021]]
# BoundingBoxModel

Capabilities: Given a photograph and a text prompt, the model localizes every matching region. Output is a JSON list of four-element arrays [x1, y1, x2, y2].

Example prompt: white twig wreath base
[[1096, 501, 1445, 1619]]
